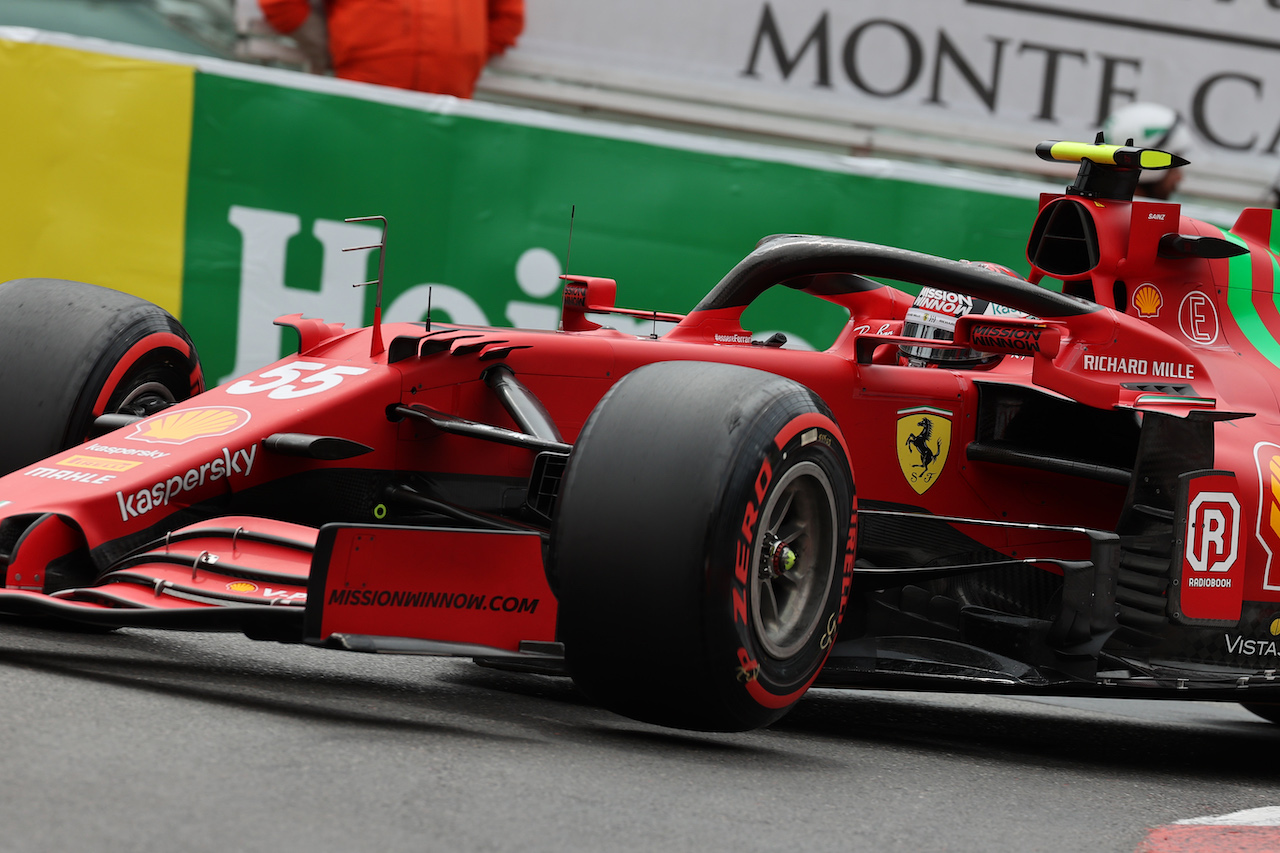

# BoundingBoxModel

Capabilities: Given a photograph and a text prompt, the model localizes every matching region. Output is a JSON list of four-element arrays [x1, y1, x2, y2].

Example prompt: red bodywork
[[4, 151, 1280, 701]]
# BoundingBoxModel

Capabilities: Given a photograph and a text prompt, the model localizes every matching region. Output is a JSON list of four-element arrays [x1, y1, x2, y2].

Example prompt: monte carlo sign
[[499, 0, 1280, 167]]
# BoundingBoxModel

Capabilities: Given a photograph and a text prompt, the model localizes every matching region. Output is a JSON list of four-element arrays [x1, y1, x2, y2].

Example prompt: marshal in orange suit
[[257, 0, 524, 98]]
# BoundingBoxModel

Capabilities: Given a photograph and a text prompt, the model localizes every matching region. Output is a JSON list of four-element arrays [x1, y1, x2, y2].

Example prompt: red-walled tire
[[550, 361, 855, 732], [0, 279, 203, 475]]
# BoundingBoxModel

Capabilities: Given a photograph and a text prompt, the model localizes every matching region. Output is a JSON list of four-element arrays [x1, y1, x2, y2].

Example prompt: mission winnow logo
[[327, 588, 540, 614]]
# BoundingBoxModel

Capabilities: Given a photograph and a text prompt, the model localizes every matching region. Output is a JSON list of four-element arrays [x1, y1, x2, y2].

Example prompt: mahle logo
[[128, 407, 252, 445]]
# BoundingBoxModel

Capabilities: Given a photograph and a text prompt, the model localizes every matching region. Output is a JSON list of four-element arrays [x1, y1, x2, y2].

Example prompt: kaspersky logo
[[127, 407, 251, 445], [116, 445, 257, 521]]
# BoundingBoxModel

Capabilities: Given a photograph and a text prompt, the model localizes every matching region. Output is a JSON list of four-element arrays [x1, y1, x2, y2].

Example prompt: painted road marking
[[1139, 808, 1280, 852], [1177, 808, 1280, 825]]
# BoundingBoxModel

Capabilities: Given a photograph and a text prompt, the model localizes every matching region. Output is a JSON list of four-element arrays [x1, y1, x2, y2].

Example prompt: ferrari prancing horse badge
[[897, 406, 952, 494]]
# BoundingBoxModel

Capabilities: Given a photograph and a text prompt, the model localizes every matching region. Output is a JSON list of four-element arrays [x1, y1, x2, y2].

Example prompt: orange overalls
[[258, 0, 524, 98]]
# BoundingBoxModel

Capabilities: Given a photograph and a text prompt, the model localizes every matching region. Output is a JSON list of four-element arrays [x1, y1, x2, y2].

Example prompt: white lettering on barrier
[[503, 0, 1280, 185], [226, 207, 376, 383], [227, 208, 592, 381]]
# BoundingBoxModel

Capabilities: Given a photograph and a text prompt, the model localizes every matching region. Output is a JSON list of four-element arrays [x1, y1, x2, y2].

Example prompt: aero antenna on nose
[[344, 215, 388, 357]]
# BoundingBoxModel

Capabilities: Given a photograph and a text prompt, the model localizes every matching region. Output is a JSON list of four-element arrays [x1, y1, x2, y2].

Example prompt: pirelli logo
[[58, 455, 142, 473]]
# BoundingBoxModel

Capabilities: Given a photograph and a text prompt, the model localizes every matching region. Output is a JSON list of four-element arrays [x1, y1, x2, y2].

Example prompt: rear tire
[[550, 361, 855, 732], [1241, 702, 1280, 725], [0, 279, 202, 475]]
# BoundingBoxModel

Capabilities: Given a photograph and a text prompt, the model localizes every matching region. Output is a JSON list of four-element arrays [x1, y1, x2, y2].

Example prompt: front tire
[[0, 279, 203, 475], [550, 361, 855, 732]]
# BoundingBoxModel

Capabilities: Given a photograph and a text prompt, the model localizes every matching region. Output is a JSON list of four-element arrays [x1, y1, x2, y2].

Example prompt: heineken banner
[[0, 28, 1175, 384]]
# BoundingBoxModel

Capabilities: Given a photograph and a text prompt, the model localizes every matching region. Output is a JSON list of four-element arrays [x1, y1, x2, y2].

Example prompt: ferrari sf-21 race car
[[2, 140, 1280, 733]]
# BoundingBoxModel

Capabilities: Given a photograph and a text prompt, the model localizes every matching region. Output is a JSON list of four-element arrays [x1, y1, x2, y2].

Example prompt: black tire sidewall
[[704, 409, 853, 722], [1241, 702, 1280, 725], [552, 361, 854, 731], [69, 313, 202, 443], [0, 279, 201, 475]]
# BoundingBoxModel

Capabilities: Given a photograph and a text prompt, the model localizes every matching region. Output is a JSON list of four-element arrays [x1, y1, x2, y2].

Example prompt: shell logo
[[127, 407, 251, 445], [1132, 283, 1163, 318], [226, 581, 259, 593]]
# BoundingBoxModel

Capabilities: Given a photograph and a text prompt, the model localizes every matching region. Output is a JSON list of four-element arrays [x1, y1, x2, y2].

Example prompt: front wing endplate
[[305, 524, 556, 653]]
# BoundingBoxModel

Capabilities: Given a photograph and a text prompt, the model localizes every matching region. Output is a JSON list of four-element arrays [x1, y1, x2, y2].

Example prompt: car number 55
[[226, 361, 370, 399]]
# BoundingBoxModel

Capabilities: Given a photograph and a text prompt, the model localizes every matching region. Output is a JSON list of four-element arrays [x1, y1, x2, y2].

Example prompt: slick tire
[[0, 279, 203, 475], [1241, 702, 1280, 725], [550, 361, 855, 732]]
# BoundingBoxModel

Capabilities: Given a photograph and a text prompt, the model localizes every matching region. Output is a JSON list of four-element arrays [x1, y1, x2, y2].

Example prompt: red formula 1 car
[[3, 140, 1280, 733]]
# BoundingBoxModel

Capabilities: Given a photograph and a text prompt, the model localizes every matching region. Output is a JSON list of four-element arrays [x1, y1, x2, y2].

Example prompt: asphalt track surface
[[1, 620, 1278, 853]]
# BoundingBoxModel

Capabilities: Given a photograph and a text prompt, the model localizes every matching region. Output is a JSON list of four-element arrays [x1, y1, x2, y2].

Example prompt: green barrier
[[2, 31, 1050, 384], [183, 73, 1043, 382]]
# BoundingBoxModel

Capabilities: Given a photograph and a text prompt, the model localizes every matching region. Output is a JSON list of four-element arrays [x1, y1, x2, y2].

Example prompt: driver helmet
[[1100, 102, 1194, 186], [900, 263, 1028, 367]]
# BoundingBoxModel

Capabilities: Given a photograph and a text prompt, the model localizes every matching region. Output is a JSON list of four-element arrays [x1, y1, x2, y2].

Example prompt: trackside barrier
[[0, 28, 1241, 381]]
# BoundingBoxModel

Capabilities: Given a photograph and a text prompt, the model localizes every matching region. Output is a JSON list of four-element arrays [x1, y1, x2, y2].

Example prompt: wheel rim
[[750, 460, 839, 660], [116, 380, 176, 412]]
